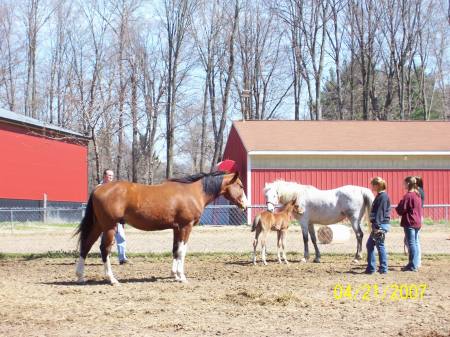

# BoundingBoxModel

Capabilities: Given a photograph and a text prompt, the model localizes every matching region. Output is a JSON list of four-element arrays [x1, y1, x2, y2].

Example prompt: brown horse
[[75, 171, 248, 284], [251, 199, 303, 265]]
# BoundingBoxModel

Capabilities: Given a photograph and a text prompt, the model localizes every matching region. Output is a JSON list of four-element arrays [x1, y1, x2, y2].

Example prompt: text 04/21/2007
[[333, 283, 428, 301]]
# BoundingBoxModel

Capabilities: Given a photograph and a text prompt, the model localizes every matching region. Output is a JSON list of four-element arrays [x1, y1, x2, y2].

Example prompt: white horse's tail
[[251, 214, 261, 232], [361, 188, 374, 231]]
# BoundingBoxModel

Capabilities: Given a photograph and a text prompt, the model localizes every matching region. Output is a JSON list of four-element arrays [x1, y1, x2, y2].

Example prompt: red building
[[223, 120, 450, 222], [0, 108, 89, 208]]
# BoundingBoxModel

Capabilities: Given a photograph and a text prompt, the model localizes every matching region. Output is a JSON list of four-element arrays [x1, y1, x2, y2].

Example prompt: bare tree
[[280, 0, 330, 120], [326, 0, 346, 119], [0, 1, 18, 111], [234, 0, 288, 120], [162, 0, 197, 178], [137, 34, 165, 184], [352, 0, 381, 120], [210, 0, 239, 168]]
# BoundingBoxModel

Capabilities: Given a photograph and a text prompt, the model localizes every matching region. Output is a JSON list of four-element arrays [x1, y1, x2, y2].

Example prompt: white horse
[[264, 180, 374, 263]]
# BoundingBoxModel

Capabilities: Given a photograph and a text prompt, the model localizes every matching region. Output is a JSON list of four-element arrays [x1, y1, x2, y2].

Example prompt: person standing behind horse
[[365, 177, 391, 274], [98, 169, 130, 265], [396, 176, 423, 272]]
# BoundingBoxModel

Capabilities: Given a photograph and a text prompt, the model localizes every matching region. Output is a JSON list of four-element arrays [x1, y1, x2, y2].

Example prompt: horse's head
[[222, 172, 248, 211], [264, 183, 279, 212], [284, 198, 304, 217]]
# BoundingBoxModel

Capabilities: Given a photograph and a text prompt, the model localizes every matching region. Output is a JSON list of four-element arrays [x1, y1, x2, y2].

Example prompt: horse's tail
[[251, 214, 260, 232], [361, 188, 374, 230], [74, 193, 95, 251]]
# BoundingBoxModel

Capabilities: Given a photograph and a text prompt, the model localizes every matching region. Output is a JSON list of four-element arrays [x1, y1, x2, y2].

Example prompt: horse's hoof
[[300, 258, 307, 263], [110, 279, 120, 286], [263, 261, 268, 266], [76, 277, 86, 284], [313, 258, 321, 263], [352, 259, 360, 264], [177, 275, 188, 283]]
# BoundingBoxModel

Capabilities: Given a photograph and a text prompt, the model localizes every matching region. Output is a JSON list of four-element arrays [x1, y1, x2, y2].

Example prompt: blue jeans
[[404, 227, 420, 270], [366, 224, 389, 273], [417, 230, 421, 267], [115, 223, 127, 262]]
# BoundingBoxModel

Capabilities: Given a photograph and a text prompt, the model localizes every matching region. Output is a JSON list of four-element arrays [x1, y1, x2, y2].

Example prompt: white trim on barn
[[246, 153, 252, 224], [248, 150, 450, 156]]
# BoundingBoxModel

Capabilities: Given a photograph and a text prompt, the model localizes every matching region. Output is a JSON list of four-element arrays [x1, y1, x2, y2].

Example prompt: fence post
[[446, 207, 449, 223], [10, 209, 13, 233], [43, 193, 48, 223]]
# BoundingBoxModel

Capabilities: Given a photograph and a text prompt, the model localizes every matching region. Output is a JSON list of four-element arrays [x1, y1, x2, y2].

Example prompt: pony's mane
[[266, 180, 315, 204], [169, 171, 226, 197]]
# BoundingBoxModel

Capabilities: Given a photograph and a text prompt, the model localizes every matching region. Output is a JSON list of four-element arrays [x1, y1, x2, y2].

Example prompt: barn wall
[[251, 168, 450, 219], [222, 125, 248, 191], [0, 122, 88, 203]]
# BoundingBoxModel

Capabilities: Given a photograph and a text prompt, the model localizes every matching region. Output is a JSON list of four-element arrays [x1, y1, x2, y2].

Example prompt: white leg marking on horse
[[300, 257, 307, 263], [75, 257, 86, 283], [282, 233, 289, 264], [171, 258, 179, 280], [104, 255, 119, 285], [277, 233, 282, 264], [176, 242, 187, 283], [262, 245, 267, 266]]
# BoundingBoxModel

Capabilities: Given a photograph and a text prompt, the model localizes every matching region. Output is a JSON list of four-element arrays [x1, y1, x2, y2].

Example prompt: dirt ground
[[0, 254, 449, 337], [1, 226, 450, 337]]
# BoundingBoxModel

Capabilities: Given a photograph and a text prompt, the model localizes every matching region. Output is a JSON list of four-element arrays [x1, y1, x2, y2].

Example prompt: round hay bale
[[317, 224, 351, 244]]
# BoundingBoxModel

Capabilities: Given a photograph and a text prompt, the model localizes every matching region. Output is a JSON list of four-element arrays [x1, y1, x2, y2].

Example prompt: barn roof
[[232, 120, 450, 153], [0, 108, 89, 139]]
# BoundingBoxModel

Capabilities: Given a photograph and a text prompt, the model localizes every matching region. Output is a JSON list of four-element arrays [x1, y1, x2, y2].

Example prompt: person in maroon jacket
[[396, 176, 423, 272]]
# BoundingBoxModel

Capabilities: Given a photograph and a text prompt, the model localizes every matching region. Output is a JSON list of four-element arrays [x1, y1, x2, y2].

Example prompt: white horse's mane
[[265, 180, 316, 204]]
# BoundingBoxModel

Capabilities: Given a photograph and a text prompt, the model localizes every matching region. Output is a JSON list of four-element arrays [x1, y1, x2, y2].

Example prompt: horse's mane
[[169, 171, 226, 197], [266, 180, 315, 204]]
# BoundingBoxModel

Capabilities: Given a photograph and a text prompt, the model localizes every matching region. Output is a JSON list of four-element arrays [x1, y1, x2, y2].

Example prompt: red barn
[[222, 120, 450, 222], [0, 108, 89, 208]]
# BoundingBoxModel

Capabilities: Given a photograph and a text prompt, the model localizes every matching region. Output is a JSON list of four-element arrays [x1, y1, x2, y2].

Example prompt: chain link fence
[[0, 208, 85, 231], [0, 204, 449, 231]]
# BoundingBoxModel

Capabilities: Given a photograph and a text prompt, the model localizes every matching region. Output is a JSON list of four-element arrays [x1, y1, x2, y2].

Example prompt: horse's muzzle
[[266, 202, 275, 212]]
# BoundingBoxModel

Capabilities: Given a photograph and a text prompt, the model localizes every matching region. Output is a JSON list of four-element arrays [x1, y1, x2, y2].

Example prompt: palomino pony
[[251, 199, 303, 265], [75, 171, 248, 284], [264, 181, 374, 263]]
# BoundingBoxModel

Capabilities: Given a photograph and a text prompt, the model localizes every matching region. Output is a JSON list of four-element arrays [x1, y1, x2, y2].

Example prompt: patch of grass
[[390, 219, 401, 226], [0, 222, 78, 231], [270, 291, 299, 306], [423, 218, 435, 226], [226, 289, 300, 306]]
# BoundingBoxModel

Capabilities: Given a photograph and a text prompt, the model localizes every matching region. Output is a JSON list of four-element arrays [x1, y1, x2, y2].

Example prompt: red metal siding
[[222, 126, 248, 191], [251, 169, 450, 219], [0, 122, 88, 202]]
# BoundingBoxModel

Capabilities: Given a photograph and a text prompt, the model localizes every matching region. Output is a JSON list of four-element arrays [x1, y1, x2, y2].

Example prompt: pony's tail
[[251, 214, 260, 232], [74, 193, 95, 253], [362, 188, 374, 231]]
